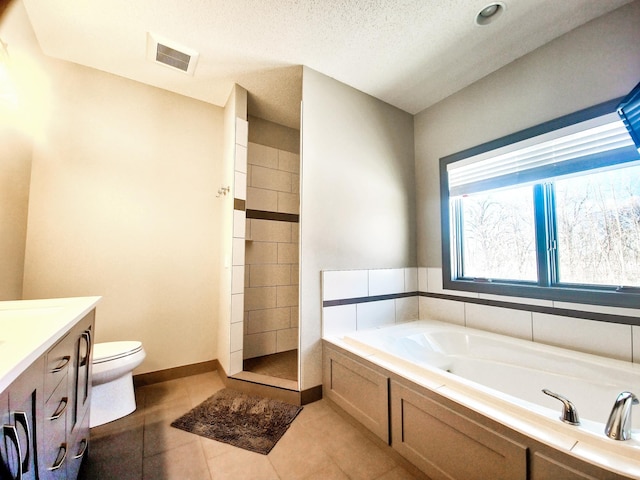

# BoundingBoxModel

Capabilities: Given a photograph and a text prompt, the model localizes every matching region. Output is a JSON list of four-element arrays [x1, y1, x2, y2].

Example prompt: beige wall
[[0, 0, 37, 300], [415, 1, 640, 268], [0, 127, 31, 300], [300, 67, 416, 389], [18, 45, 225, 374], [248, 115, 300, 154]]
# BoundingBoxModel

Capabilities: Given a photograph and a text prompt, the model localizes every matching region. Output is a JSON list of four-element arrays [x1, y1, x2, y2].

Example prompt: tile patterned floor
[[79, 371, 429, 480]]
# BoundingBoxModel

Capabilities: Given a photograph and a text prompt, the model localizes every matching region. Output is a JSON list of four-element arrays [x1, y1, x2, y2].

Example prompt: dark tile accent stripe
[[420, 291, 640, 326], [323, 292, 419, 308], [247, 209, 299, 223], [322, 290, 639, 326], [234, 198, 246, 211]]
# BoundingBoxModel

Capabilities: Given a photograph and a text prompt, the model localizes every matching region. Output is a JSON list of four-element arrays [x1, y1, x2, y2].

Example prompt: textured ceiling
[[15, 0, 636, 128]]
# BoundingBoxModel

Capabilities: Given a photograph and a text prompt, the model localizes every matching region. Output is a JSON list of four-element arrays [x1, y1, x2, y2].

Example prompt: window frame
[[440, 98, 640, 309]]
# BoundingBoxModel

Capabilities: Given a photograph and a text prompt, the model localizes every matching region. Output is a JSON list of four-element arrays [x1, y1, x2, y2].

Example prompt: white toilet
[[90, 341, 146, 427]]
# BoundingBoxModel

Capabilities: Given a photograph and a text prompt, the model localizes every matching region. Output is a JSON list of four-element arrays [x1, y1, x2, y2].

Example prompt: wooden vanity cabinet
[[41, 311, 94, 479], [0, 309, 95, 480], [1, 358, 45, 480], [0, 390, 8, 478]]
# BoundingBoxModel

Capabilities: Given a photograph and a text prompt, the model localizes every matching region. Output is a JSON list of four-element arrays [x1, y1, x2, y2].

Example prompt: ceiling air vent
[[146, 32, 199, 76]]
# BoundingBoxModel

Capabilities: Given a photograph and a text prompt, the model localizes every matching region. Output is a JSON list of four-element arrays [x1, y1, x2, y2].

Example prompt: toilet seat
[[93, 341, 143, 364]]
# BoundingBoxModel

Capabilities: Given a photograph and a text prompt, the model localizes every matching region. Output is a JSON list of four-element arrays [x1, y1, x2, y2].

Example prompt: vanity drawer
[[45, 332, 74, 401], [43, 374, 69, 478]]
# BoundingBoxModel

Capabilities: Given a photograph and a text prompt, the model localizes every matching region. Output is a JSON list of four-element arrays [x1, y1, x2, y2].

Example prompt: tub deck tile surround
[[323, 269, 369, 301], [321, 267, 640, 365], [465, 302, 533, 340], [322, 268, 421, 338], [532, 312, 633, 362], [357, 299, 396, 330], [369, 268, 405, 296]]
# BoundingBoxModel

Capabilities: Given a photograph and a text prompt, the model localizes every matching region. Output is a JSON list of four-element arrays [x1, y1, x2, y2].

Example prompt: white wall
[[300, 67, 416, 389], [19, 39, 225, 374], [415, 1, 640, 268]]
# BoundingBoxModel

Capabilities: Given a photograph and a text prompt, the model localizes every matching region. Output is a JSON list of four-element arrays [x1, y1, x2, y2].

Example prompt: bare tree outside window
[[555, 164, 640, 287], [460, 185, 537, 281]]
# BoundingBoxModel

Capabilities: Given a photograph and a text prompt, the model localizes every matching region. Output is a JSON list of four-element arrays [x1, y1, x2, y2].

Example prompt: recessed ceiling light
[[475, 2, 505, 26]]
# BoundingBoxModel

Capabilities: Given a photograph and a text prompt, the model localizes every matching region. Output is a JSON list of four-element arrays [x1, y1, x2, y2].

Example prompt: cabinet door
[[323, 346, 389, 442], [71, 311, 94, 434], [530, 451, 633, 480], [391, 380, 527, 480], [7, 358, 44, 480], [66, 410, 89, 480], [1, 389, 13, 480]]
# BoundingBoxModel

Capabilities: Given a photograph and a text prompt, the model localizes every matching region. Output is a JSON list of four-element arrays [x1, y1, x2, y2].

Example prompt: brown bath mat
[[170, 388, 302, 455]]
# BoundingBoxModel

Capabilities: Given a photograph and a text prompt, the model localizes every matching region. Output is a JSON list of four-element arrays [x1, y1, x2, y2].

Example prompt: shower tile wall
[[244, 142, 300, 359]]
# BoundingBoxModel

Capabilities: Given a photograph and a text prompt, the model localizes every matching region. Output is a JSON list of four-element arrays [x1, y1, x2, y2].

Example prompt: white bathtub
[[334, 319, 640, 477]]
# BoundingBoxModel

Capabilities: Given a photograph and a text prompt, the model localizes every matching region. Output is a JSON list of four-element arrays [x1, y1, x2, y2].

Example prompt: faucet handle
[[542, 389, 580, 425], [605, 391, 638, 441]]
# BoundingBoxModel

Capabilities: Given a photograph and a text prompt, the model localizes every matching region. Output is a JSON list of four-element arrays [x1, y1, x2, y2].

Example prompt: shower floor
[[243, 350, 298, 381]]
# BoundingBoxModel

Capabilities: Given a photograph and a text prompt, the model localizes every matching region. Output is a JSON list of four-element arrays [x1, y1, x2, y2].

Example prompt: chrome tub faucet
[[605, 391, 638, 441], [542, 389, 580, 425]]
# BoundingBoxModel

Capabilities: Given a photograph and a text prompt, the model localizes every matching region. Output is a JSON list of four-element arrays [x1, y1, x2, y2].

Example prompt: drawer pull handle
[[47, 443, 67, 471], [51, 356, 70, 373], [3, 424, 23, 480], [80, 331, 92, 367], [73, 438, 88, 459], [14, 412, 30, 474], [48, 397, 68, 421]]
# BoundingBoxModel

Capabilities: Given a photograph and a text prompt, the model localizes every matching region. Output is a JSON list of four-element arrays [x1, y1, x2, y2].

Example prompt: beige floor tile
[[268, 419, 334, 480], [299, 459, 350, 480], [143, 442, 211, 480], [294, 398, 335, 425], [141, 378, 189, 408], [375, 466, 420, 480], [143, 400, 200, 457], [207, 447, 280, 480], [84, 373, 427, 480], [308, 408, 397, 480], [91, 408, 145, 439], [183, 371, 225, 406], [325, 431, 397, 480], [81, 424, 144, 480], [304, 402, 364, 445], [199, 436, 238, 460]]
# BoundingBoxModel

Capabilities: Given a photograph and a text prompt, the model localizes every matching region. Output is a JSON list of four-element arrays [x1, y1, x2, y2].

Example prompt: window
[[440, 99, 640, 308]]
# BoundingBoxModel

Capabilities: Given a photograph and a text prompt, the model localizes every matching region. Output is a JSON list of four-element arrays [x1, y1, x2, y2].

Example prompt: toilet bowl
[[91, 341, 146, 427]]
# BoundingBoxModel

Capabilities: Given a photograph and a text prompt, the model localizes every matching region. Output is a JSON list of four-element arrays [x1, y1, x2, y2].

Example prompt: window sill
[[442, 278, 640, 312]]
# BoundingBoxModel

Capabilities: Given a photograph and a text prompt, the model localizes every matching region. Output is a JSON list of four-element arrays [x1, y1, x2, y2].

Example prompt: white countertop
[[0, 296, 102, 392]]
